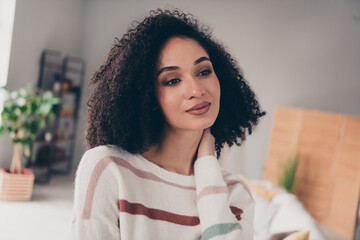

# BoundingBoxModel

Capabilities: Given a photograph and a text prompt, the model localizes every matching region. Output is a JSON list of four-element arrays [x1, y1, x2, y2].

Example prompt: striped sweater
[[71, 145, 254, 239]]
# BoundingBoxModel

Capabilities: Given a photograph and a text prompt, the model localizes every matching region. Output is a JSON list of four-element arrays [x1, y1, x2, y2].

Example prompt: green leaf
[[43, 91, 53, 100], [23, 144, 31, 158], [279, 153, 299, 193], [52, 97, 62, 105], [30, 121, 39, 134], [39, 118, 47, 128], [39, 103, 52, 115]]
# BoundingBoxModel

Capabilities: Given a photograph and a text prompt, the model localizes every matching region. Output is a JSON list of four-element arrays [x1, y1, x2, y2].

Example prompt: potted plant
[[0, 84, 61, 201]]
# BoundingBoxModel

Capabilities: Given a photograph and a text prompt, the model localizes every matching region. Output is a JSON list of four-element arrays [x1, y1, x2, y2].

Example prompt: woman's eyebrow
[[157, 66, 179, 76], [157, 56, 211, 77], [194, 56, 210, 65]]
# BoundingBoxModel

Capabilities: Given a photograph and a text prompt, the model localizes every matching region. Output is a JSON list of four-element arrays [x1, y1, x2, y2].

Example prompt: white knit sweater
[[71, 145, 254, 239]]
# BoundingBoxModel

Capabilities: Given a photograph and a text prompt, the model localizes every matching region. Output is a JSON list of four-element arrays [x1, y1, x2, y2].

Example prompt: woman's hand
[[197, 128, 216, 159]]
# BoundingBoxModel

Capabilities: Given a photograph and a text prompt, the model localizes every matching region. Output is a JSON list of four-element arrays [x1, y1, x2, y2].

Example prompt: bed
[[245, 106, 360, 240]]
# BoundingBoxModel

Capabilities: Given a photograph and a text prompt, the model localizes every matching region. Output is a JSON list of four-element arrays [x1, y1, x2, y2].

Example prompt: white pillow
[[253, 191, 280, 240], [269, 190, 325, 240]]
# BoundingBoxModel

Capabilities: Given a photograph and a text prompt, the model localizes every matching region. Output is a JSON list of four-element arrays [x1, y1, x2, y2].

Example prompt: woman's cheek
[[159, 92, 177, 117]]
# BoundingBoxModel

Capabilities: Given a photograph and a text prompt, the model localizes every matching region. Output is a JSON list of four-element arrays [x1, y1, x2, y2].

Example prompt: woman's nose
[[185, 76, 205, 99]]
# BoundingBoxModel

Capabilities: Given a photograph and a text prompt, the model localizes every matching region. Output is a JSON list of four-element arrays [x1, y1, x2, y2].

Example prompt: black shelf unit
[[26, 50, 86, 183]]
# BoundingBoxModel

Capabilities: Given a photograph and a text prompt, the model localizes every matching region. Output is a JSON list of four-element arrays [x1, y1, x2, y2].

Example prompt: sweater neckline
[[134, 154, 196, 187]]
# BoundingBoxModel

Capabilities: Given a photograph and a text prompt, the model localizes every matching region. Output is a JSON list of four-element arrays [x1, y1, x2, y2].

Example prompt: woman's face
[[155, 36, 220, 132]]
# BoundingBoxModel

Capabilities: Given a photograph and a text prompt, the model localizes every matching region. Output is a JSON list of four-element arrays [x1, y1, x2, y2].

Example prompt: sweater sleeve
[[71, 152, 120, 239], [194, 155, 254, 240]]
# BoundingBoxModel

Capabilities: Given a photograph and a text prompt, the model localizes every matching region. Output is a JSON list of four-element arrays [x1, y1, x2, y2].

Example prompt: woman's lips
[[186, 103, 211, 115]]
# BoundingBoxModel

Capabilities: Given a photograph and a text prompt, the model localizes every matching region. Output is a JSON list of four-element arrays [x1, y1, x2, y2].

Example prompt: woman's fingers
[[197, 128, 215, 158]]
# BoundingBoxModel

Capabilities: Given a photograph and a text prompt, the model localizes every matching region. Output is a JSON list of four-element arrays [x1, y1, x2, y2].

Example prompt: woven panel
[[264, 106, 360, 240]]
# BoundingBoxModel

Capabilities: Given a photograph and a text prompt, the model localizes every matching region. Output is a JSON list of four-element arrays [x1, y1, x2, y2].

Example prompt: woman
[[71, 9, 265, 239]]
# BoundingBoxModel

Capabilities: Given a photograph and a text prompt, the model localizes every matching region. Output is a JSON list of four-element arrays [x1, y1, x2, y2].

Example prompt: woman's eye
[[164, 78, 180, 86], [198, 69, 212, 76]]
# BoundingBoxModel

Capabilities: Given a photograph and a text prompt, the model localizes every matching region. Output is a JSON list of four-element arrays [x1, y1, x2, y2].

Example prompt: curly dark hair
[[86, 8, 265, 158]]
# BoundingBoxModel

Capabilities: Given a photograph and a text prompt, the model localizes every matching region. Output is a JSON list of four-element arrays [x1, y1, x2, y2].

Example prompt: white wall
[[3, 0, 360, 179], [75, 0, 360, 178], [0, 0, 16, 87], [0, 0, 84, 168], [225, 0, 360, 178]]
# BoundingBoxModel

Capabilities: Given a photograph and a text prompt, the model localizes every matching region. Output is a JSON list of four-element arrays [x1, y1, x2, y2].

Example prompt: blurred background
[[0, 0, 359, 239]]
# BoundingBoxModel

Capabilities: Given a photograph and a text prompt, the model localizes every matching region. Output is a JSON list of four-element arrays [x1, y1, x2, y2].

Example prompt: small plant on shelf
[[279, 153, 299, 194], [0, 84, 61, 201]]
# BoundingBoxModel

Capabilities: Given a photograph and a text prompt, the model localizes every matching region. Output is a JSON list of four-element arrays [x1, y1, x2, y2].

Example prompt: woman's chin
[[184, 120, 216, 131], [165, 115, 217, 132]]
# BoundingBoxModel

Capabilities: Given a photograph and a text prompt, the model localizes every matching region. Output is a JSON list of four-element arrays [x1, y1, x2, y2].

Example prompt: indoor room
[[0, 0, 359, 239]]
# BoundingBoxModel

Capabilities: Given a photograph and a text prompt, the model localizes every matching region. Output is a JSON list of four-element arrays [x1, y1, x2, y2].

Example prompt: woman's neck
[[142, 127, 203, 176]]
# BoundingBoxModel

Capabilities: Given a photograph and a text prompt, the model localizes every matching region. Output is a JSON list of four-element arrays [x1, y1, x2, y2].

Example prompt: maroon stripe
[[82, 157, 113, 219], [119, 200, 200, 226], [196, 185, 228, 202], [226, 179, 254, 200], [230, 206, 243, 221], [111, 156, 196, 190]]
